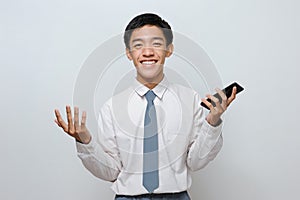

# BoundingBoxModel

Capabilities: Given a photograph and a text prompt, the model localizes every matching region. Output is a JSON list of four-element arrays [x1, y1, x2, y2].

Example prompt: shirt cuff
[[76, 136, 97, 154], [203, 119, 223, 139]]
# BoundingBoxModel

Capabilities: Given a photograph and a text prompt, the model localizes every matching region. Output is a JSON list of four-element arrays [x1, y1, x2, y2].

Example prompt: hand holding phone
[[201, 82, 244, 110]]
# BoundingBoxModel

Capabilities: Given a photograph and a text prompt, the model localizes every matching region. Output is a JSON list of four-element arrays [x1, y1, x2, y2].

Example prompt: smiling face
[[126, 25, 173, 88]]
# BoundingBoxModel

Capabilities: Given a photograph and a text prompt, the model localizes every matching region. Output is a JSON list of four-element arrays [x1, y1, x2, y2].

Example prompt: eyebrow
[[131, 37, 165, 43]]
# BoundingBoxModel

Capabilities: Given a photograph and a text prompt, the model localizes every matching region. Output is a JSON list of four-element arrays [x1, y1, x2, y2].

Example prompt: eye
[[153, 42, 162, 47], [133, 43, 142, 49]]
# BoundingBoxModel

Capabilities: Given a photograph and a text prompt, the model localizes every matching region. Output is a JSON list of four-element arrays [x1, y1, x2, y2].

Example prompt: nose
[[142, 47, 154, 57]]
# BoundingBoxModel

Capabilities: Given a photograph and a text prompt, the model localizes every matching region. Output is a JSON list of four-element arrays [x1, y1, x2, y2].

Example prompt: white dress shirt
[[76, 77, 223, 195]]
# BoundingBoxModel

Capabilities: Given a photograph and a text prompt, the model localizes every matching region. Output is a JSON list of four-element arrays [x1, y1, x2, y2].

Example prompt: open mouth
[[140, 60, 158, 66]]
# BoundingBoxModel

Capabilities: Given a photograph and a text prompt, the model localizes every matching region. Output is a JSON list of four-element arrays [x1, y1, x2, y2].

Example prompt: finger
[[54, 110, 62, 126], [215, 88, 227, 108], [207, 94, 223, 112], [66, 106, 74, 133], [54, 109, 68, 130], [74, 107, 79, 132], [201, 98, 214, 110], [207, 94, 220, 107], [227, 86, 237, 106], [81, 111, 87, 127], [54, 119, 61, 127]]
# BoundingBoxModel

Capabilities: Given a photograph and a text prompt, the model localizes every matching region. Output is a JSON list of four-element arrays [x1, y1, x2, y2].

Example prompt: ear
[[126, 48, 133, 60], [165, 44, 174, 58]]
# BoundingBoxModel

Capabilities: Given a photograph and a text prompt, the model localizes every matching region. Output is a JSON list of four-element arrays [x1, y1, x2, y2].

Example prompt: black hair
[[124, 13, 173, 49]]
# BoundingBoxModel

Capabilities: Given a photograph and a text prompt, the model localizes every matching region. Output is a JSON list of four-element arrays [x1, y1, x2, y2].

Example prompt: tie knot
[[145, 90, 156, 102]]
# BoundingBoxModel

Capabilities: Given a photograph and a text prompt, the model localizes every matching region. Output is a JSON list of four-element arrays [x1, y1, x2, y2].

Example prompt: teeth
[[142, 61, 156, 65]]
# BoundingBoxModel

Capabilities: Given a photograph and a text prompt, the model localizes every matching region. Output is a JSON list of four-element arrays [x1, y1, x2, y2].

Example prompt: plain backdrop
[[1, 0, 299, 199]]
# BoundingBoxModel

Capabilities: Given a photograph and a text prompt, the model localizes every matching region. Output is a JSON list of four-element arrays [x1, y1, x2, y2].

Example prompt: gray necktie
[[143, 90, 159, 193]]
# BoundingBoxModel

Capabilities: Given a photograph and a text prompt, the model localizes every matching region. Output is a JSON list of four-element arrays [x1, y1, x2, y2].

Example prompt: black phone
[[200, 82, 244, 110]]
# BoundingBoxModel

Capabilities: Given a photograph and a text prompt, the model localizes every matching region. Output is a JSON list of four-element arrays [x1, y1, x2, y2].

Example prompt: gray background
[[1, 0, 299, 199]]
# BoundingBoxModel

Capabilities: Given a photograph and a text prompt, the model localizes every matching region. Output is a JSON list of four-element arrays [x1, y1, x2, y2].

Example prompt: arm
[[54, 105, 121, 181], [186, 105, 223, 171], [76, 103, 122, 181], [186, 87, 236, 171]]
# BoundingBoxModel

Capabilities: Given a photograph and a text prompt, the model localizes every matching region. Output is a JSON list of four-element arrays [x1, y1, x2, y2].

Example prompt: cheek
[[158, 50, 168, 58], [130, 52, 141, 62]]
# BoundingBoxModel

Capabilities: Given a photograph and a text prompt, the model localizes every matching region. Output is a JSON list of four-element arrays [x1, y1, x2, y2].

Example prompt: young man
[[54, 13, 237, 200]]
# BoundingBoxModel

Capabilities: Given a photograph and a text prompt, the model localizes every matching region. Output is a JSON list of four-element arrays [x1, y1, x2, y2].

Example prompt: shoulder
[[166, 82, 207, 115], [167, 82, 200, 100], [101, 86, 135, 110]]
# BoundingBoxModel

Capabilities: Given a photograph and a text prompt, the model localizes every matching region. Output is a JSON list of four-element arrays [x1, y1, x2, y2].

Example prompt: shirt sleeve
[[186, 93, 223, 171], [76, 102, 122, 181]]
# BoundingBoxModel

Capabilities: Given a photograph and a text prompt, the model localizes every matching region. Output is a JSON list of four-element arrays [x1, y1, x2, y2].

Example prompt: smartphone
[[200, 82, 244, 110]]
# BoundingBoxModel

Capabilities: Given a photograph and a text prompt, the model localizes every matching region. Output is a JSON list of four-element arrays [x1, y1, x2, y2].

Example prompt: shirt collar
[[134, 76, 169, 99]]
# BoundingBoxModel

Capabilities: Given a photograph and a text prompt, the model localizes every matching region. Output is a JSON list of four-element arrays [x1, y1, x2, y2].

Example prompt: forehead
[[130, 25, 165, 42]]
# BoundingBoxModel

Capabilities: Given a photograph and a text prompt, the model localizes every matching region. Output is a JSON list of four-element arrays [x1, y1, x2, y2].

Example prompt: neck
[[144, 82, 158, 89], [137, 74, 164, 89]]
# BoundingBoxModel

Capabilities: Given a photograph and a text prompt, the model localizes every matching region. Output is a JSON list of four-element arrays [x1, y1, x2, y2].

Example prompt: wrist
[[206, 117, 222, 127], [76, 134, 91, 144]]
